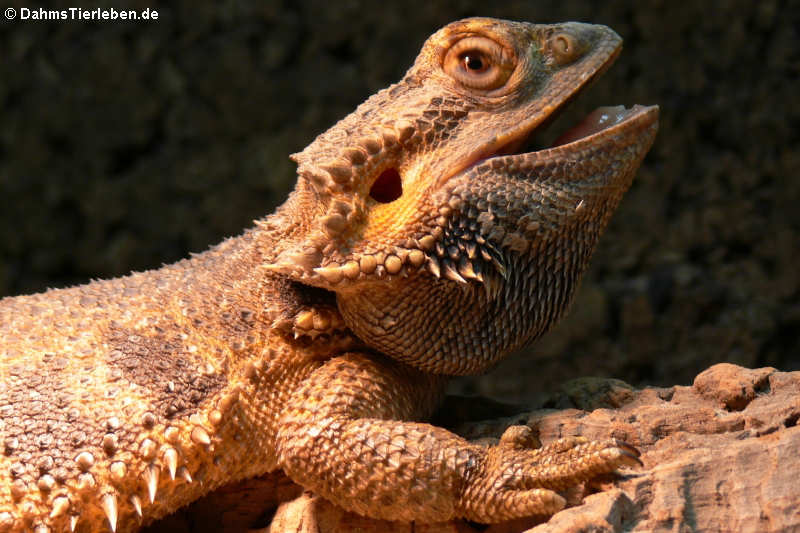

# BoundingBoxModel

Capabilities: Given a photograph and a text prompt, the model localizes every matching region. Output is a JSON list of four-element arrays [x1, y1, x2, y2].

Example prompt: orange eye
[[443, 36, 515, 91]]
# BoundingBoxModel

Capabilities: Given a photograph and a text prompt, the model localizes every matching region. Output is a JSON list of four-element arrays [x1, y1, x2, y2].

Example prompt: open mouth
[[486, 104, 658, 162], [552, 105, 646, 146], [505, 105, 644, 152], [439, 101, 659, 188]]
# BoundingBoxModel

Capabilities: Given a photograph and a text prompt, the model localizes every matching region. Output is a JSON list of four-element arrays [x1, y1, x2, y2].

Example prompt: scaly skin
[[0, 18, 658, 532]]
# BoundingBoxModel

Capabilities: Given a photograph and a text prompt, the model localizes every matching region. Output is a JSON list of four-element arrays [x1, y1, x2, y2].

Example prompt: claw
[[613, 439, 641, 458], [617, 448, 644, 467]]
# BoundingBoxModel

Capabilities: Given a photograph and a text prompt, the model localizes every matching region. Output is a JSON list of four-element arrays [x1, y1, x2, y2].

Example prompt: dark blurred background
[[1, 1, 798, 404]]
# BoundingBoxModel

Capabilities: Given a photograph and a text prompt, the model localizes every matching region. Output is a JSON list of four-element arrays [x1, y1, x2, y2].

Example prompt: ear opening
[[369, 168, 403, 203]]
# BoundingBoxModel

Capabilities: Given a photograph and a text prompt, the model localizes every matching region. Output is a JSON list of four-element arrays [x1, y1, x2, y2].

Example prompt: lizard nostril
[[370, 168, 403, 203]]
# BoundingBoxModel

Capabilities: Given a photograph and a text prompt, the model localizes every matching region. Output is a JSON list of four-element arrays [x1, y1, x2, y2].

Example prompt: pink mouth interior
[[552, 105, 637, 147], [467, 105, 644, 174]]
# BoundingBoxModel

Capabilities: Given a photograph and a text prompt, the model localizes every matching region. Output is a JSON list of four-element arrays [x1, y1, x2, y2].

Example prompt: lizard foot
[[458, 425, 641, 523]]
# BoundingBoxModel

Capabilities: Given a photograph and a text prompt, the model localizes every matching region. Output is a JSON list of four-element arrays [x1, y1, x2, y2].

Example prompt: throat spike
[[101, 493, 118, 532], [145, 464, 159, 503], [131, 495, 143, 518], [49, 496, 70, 519], [163, 447, 178, 480], [179, 466, 193, 483]]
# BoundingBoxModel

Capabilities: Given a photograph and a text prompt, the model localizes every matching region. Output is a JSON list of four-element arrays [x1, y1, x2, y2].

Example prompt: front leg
[[276, 353, 640, 524]]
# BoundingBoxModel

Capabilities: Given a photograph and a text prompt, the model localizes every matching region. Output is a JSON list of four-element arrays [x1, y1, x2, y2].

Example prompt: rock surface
[[145, 363, 800, 532]]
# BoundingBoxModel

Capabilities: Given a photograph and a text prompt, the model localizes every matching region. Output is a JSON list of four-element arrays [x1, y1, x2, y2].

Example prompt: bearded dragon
[[0, 17, 658, 533]]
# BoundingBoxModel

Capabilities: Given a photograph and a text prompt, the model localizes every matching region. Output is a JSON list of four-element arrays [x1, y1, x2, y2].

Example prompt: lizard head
[[265, 17, 659, 374]]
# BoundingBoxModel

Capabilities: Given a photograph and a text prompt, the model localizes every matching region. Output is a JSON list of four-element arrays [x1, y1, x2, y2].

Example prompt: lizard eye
[[443, 36, 515, 91]]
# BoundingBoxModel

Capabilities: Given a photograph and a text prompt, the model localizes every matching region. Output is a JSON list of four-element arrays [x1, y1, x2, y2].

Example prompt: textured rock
[[146, 364, 800, 532], [527, 363, 800, 532]]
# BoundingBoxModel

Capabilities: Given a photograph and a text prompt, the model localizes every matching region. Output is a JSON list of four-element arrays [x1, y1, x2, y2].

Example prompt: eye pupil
[[463, 55, 484, 71]]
